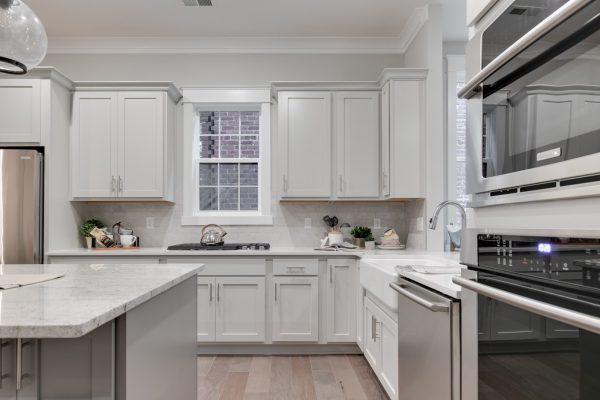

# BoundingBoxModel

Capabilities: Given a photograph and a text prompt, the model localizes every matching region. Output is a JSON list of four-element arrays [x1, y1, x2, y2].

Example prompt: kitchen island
[[0, 263, 202, 400]]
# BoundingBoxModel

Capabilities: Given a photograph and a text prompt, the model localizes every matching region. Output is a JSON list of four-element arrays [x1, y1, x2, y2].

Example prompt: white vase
[[85, 237, 93, 249]]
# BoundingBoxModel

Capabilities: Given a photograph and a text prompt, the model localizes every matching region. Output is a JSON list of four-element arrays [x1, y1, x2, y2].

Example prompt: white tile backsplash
[[76, 200, 415, 248]]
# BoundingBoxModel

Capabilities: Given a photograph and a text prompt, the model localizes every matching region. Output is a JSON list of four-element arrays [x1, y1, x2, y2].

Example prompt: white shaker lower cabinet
[[363, 297, 398, 400], [272, 276, 319, 342], [196, 277, 266, 343], [215, 277, 266, 342], [326, 259, 356, 342], [197, 277, 216, 342], [0, 339, 39, 400]]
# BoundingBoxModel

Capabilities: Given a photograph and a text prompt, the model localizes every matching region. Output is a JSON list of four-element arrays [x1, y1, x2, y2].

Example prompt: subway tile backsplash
[[75, 201, 420, 249]]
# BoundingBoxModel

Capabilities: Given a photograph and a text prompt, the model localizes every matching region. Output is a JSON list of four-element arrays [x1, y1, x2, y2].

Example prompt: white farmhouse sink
[[359, 256, 461, 311]]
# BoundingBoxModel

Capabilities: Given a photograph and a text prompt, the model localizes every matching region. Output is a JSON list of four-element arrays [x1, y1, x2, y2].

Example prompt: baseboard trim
[[196, 343, 362, 355]]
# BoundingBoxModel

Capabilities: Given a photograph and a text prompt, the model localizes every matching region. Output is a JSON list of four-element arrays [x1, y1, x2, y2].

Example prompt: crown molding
[[397, 6, 429, 53], [46, 7, 429, 55]]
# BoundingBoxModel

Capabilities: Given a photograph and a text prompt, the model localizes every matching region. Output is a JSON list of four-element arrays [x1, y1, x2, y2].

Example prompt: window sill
[[181, 214, 274, 226]]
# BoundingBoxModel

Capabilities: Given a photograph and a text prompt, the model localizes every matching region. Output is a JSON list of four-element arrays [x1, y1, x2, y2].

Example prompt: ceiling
[[26, 0, 467, 47]]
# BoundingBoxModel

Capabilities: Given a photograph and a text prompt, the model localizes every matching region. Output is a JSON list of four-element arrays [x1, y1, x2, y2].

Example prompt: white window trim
[[181, 88, 273, 226]]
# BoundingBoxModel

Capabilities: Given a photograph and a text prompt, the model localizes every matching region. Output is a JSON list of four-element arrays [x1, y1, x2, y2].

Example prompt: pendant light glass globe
[[0, 0, 47, 74]]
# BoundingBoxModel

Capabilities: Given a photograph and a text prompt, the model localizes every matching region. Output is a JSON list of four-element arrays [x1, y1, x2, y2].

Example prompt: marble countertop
[[361, 253, 463, 299], [0, 263, 202, 339], [47, 246, 460, 259]]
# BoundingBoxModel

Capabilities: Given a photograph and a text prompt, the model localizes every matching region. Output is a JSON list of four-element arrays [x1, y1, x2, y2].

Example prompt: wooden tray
[[92, 246, 140, 251]]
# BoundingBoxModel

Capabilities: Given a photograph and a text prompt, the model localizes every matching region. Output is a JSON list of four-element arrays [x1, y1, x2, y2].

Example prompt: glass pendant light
[[0, 0, 47, 74]]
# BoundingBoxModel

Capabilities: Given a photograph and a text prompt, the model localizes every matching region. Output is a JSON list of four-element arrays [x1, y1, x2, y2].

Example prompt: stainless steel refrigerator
[[0, 149, 43, 264]]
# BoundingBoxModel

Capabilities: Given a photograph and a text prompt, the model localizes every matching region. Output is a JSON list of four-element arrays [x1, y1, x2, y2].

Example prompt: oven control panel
[[477, 234, 600, 287]]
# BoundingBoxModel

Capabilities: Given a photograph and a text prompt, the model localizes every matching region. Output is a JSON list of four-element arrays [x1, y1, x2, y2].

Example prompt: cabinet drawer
[[163, 257, 266, 276], [273, 259, 319, 276]]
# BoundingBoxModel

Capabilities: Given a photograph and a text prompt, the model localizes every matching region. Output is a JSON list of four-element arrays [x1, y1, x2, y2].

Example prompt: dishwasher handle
[[389, 282, 450, 313]]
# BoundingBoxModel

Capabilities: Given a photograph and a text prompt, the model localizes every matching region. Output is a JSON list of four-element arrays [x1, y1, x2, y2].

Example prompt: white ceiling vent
[[182, 0, 212, 6]]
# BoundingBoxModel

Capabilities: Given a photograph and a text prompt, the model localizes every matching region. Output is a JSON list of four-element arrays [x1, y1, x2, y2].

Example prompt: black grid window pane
[[197, 110, 260, 212]]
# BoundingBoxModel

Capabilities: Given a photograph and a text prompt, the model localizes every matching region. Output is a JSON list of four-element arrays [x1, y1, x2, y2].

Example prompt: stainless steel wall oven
[[456, 233, 600, 400], [463, 0, 600, 206]]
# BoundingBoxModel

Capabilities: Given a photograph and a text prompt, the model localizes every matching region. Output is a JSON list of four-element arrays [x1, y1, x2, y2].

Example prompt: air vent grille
[[182, 0, 212, 6], [509, 6, 541, 16]]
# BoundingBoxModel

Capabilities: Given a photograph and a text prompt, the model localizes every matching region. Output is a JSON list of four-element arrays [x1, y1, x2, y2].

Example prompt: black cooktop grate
[[167, 243, 270, 251]]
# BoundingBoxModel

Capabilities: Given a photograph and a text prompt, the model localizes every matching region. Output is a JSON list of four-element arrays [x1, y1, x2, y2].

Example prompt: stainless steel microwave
[[462, 0, 600, 206]]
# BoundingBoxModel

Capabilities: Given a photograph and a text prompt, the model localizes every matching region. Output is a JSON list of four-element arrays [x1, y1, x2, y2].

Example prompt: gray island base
[[0, 264, 201, 400]]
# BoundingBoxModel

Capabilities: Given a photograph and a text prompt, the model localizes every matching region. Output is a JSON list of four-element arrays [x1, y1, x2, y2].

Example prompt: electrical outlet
[[304, 218, 312, 229], [416, 217, 424, 232], [373, 218, 381, 229], [146, 217, 155, 229]]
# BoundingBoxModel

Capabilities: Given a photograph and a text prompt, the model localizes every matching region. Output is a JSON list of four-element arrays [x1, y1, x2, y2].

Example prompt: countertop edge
[[0, 266, 203, 339]]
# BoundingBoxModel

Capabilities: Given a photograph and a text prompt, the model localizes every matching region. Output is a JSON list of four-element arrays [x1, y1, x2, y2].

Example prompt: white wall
[[41, 52, 417, 248], [404, 4, 446, 251], [42, 53, 404, 85]]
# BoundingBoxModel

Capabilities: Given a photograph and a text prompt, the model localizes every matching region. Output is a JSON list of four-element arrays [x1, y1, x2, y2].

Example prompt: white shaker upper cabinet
[[381, 82, 391, 197], [117, 92, 165, 198], [278, 91, 332, 199], [386, 78, 426, 199], [71, 83, 179, 201], [335, 91, 380, 198], [0, 80, 41, 143], [71, 92, 119, 198]]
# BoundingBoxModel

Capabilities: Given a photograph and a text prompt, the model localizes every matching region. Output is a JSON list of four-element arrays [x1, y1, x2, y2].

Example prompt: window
[[197, 111, 260, 211], [181, 89, 272, 225]]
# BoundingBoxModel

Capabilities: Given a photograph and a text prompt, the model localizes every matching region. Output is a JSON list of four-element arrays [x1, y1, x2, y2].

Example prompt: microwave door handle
[[485, 12, 600, 98], [458, 0, 593, 99], [453, 276, 600, 335]]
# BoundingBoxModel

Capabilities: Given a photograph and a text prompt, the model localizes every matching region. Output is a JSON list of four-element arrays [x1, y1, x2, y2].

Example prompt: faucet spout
[[429, 201, 466, 230]]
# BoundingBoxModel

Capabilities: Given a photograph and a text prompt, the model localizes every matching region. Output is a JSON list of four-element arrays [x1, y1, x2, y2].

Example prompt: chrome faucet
[[429, 200, 466, 230]]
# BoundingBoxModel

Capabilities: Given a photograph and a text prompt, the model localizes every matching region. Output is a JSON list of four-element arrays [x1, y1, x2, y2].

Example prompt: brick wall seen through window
[[197, 111, 260, 211]]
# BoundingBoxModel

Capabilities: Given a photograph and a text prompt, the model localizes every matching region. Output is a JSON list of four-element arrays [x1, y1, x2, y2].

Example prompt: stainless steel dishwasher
[[390, 278, 461, 400]]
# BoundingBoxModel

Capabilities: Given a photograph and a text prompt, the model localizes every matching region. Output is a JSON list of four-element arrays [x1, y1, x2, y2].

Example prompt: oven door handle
[[458, 0, 592, 99], [453, 276, 600, 335]]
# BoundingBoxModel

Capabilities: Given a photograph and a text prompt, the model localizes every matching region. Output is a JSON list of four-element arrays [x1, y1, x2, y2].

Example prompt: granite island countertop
[[0, 263, 203, 338]]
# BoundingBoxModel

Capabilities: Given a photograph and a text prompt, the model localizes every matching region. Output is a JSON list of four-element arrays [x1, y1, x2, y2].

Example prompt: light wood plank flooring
[[197, 355, 389, 400]]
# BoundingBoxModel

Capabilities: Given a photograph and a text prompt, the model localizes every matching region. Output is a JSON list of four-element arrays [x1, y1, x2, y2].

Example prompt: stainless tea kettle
[[200, 224, 227, 246]]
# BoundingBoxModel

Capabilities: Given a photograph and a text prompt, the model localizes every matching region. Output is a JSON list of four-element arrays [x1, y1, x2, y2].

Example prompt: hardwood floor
[[197, 355, 389, 400]]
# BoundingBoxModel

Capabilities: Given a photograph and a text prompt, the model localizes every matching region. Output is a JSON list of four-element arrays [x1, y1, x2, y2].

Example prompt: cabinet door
[[215, 277, 265, 342], [326, 260, 356, 342], [378, 308, 399, 400], [390, 80, 425, 198], [71, 92, 118, 198], [381, 83, 391, 197], [278, 91, 332, 198], [117, 92, 165, 198], [335, 91, 380, 198], [197, 277, 216, 342], [363, 298, 380, 372], [272, 276, 319, 342], [0, 80, 41, 143]]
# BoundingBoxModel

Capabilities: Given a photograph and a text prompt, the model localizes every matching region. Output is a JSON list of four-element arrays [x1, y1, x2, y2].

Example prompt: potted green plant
[[351, 226, 372, 248], [79, 219, 105, 249], [365, 233, 376, 250]]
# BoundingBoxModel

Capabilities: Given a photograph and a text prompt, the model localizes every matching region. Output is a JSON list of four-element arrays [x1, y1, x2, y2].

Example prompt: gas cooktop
[[167, 243, 271, 251]]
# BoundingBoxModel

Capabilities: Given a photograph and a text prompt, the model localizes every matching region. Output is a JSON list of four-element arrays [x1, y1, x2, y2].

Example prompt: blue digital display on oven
[[538, 243, 552, 254]]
